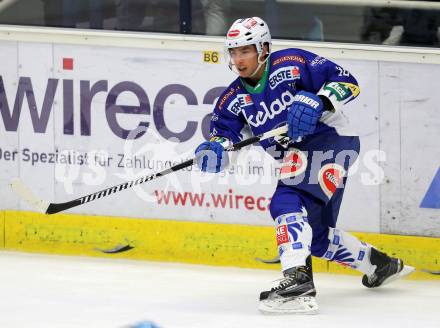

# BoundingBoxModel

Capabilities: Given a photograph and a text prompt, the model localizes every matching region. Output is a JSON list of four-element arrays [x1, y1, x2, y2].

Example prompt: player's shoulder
[[270, 48, 308, 68], [215, 78, 244, 112]]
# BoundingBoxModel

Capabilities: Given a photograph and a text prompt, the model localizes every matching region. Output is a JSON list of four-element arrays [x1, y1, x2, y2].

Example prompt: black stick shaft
[[46, 125, 287, 214]]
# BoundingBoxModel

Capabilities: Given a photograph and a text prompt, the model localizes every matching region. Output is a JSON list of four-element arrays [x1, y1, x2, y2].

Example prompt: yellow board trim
[[0, 211, 4, 248], [2, 210, 439, 280]]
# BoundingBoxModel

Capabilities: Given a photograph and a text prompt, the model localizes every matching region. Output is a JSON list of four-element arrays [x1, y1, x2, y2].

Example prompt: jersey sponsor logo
[[226, 98, 241, 116], [341, 82, 360, 97], [276, 225, 289, 245], [310, 56, 327, 66], [244, 90, 295, 127], [272, 55, 305, 66], [237, 94, 253, 107], [293, 94, 320, 109], [280, 148, 308, 179], [224, 93, 252, 117], [318, 163, 346, 199], [209, 127, 218, 138], [228, 29, 240, 38], [268, 66, 301, 89], [324, 82, 351, 101], [218, 87, 236, 110]]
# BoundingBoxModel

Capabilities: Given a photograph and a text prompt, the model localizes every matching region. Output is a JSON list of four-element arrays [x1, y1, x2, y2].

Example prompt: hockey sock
[[275, 212, 313, 272], [320, 227, 376, 276]]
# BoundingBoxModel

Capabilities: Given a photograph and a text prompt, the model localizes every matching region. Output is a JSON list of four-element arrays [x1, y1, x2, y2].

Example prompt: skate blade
[[382, 265, 416, 286], [258, 296, 319, 315]]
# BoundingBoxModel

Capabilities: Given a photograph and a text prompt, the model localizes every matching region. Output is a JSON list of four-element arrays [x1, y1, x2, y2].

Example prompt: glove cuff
[[318, 95, 335, 113], [317, 82, 355, 112]]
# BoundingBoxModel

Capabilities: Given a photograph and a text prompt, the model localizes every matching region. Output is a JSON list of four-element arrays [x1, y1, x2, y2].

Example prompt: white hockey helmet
[[225, 17, 272, 54], [225, 17, 272, 76]]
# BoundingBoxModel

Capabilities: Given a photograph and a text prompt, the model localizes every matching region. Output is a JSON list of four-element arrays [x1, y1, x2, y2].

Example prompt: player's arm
[[286, 50, 360, 140], [195, 88, 246, 173], [299, 49, 360, 113]]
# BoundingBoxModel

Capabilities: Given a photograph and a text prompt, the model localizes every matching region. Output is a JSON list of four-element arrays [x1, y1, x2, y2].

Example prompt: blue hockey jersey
[[209, 48, 360, 157]]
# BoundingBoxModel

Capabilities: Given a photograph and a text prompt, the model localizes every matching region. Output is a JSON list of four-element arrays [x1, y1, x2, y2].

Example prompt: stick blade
[[10, 178, 49, 213], [255, 255, 280, 264]]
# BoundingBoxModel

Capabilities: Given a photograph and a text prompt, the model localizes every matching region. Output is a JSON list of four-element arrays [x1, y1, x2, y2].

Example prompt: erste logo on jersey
[[227, 98, 241, 116], [226, 94, 253, 116], [280, 149, 308, 179], [237, 94, 253, 107], [244, 90, 295, 127], [318, 163, 346, 199], [269, 66, 301, 89]]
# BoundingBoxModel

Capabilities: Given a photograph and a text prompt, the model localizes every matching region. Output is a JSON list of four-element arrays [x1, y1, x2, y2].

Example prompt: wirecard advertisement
[[0, 39, 439, 236]]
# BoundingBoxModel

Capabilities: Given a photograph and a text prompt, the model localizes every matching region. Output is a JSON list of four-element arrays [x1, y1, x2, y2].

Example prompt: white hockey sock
[[275, 212, 313, 271], [320, 227, 376, 276]]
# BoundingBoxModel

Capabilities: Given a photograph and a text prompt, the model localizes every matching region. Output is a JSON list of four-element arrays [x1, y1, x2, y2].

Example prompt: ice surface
[[0, 251, 438, 328]]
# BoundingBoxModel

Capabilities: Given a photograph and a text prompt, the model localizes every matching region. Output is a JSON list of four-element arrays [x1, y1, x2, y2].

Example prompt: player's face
[[229, 45, 259, 78]]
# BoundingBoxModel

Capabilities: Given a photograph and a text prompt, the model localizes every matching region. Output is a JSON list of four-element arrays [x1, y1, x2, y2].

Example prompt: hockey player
[[195, 17, 415, 314]]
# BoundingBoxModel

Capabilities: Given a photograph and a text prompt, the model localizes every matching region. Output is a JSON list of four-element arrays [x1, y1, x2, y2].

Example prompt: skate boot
[[258, 261, 318, 314], [362, 248, 415, 288]]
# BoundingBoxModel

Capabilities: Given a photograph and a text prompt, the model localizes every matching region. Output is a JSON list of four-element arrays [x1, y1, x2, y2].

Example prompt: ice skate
[[362, 248, 415, 288], [259, 265, 318, 315]]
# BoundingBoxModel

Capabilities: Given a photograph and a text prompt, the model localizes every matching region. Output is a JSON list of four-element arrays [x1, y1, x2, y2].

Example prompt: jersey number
[[336, 66, 350, 77]]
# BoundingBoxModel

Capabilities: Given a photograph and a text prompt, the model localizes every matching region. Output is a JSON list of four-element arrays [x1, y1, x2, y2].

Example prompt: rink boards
[[0, 27, 439, 277], [1, 210, 439, 280], [0, 27, 439, 237]]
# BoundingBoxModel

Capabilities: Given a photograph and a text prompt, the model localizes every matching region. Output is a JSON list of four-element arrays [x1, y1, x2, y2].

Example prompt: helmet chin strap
[[248, 53, 269, 78]]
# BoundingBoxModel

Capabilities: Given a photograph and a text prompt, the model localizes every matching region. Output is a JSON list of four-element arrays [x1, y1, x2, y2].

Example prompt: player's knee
[[269, 191, 303, 219], [269, 200, 282, 219]]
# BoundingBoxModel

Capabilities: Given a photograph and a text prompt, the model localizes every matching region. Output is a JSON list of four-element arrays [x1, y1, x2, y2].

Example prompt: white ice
[[0, 251, 438, 328]]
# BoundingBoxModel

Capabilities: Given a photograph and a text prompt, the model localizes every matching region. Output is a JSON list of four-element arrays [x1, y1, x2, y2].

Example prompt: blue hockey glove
[[195, 140, 229, 173], [287, 91, 324, 140]]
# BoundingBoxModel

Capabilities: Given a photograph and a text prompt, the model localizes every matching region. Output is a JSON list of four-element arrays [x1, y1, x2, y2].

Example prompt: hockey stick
[[255, 255, 280, 264], [11, 125, 288, 215]]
